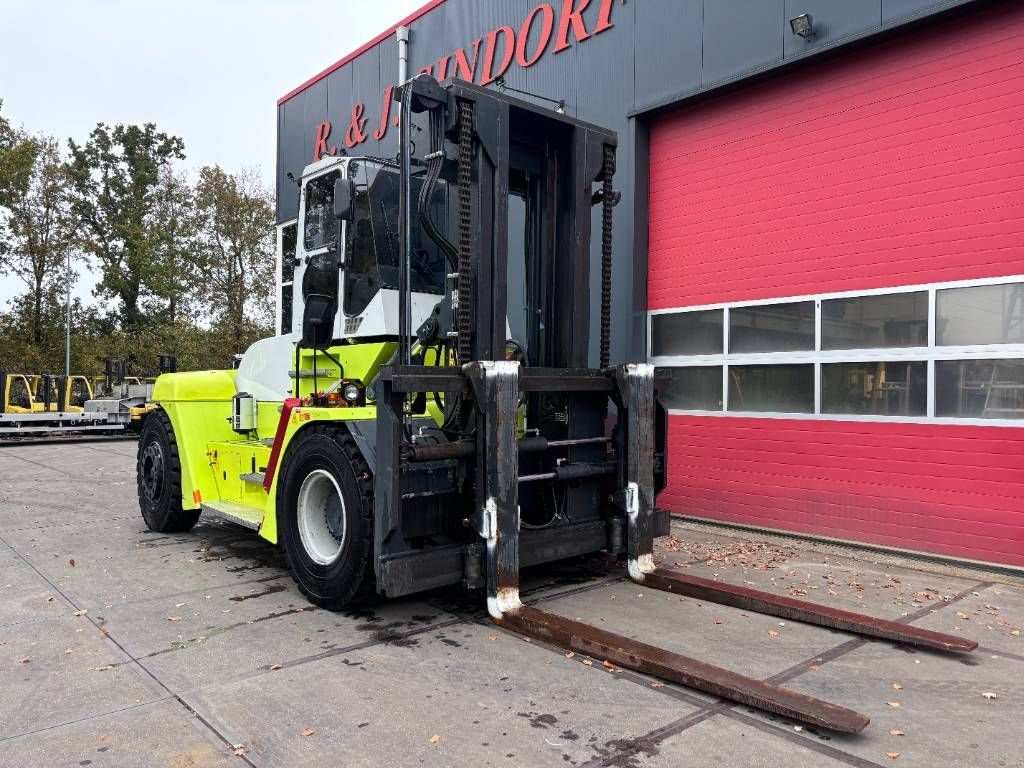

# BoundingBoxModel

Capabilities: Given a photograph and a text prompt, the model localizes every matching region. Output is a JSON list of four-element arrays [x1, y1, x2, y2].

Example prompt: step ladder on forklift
[[475, 361, 975, 733]]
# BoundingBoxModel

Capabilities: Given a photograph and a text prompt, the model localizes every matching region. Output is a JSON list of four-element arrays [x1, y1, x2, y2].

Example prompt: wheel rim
[[141, 441, 165, 503], [296, 469, 346, 566]]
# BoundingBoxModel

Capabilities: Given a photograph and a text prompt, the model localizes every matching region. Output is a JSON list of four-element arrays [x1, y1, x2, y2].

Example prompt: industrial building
[[275, 0, 1023, 569]]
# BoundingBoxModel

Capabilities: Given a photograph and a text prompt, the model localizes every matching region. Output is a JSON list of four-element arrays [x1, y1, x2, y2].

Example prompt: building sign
[[311, 0, 619, 161]]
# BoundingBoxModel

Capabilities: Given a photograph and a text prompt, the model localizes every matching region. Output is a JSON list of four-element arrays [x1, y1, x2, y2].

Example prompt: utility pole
[[64, 247, 71, 378]]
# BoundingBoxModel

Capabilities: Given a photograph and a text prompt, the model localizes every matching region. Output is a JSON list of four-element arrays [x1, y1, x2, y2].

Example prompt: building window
[[650, 276, 1024, 424], [728, 364, 813, 413], [822, 361, 927, 416], [278, 221, 297, 335], [730, 301, 814, 353], [936, 359, 1024, 419], [937, 283, 1024, 346], [822, 292, 928, 349], [657, 366, 722, 411], [652, 309, 722, 356]]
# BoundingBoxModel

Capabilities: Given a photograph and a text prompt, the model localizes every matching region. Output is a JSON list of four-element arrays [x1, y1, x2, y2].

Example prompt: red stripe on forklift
[[263, 398, 301, 493]]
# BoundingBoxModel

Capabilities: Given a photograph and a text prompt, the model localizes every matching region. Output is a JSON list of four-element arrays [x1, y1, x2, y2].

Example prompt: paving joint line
[[977, 645, 1024, 663], [0, 531, 261, 767], [0, 697, 174, 745]]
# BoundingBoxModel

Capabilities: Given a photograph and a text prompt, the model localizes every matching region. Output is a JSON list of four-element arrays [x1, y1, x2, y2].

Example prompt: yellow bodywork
[[152, 341, 398, 545], [2, 374, 44, 413]]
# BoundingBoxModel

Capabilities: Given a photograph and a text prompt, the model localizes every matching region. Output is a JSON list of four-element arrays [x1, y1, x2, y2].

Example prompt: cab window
[[303, 171, 339, 252]]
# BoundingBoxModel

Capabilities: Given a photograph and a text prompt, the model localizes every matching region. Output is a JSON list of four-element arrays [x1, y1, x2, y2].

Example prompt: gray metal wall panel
[[376, 35, 401, 159], [634, 0, 702, 110], [574, 0, 635, 364], [702, 0, 785, 87], [883, 0, 973, 24], [783, 0, 882, 58], [323, 66, 353, 163], [407, 3, 450, 74], [351, 45, 382, 157], [278, 97, 308, 221], [301, 79, 329, 164]]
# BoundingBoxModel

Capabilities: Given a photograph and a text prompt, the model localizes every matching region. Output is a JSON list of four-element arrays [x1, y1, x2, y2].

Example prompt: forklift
[[136, 75, 974, 733]]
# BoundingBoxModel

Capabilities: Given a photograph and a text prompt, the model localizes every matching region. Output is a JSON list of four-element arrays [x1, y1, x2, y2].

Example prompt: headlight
[[342, 383, 362, 403]]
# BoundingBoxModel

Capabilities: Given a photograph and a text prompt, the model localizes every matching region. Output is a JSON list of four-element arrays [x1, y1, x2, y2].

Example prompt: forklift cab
[[290, 157, 446, 344], [0, 374, 40, 414]]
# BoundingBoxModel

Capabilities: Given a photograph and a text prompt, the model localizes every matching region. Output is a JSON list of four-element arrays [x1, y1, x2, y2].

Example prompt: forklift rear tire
[[137, 411, 200, 533], [278, 425, 374, 610]]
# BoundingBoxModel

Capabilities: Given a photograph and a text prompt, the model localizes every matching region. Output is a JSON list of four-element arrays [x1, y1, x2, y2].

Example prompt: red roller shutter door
[[648, 3, 1024, 567]]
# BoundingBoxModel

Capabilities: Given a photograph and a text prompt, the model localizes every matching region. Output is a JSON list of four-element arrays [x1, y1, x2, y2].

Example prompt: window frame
[[649, 275, 1024, 427], [276, 218, 298, 336]]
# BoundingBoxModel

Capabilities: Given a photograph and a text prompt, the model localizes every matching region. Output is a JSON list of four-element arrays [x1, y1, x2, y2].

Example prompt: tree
[[147, 166, 199, 324], [66, 123, 185, 328], [193, 165, 276, 351], [0, 135, 75, 346], [0, 101, 37, 212]]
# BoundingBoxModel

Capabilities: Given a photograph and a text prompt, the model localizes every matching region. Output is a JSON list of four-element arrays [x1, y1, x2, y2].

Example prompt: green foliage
[[193, 165, 276, 348], [0, 107, 277, 378], [0, 136, 74, 345], [66, 123, 186, 328]]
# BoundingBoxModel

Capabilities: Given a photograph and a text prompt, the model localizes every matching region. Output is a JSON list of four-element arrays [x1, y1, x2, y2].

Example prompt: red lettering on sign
[[345, 103, 368, 148], [448, 38, 482, 81], [304, 0, 621, 159], [374, 85, 394, 140], [312, 121, 334, 161], [553, 0, 592, 53], [593, 0, 616, 34], [481, 26, 516, 85], [516, 4, 555, 67]]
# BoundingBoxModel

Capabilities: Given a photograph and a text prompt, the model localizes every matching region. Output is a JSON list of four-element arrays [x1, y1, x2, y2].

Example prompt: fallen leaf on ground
[[270, 664, 282, 671], [430, 735, 440, 744], [767, 630, 780, 638], [793, 726, 803, 732], [175, 602, 188, 608], [64, 648, 74, 655], [602, 660, 616, 671], [887, 752, 901, 760], [887, 701, 901, 708], [650, 682, 664, 688], [17, 656, 30, 664], [982, 692, 997, 700], [1012, 629, 1020, 637], [889, 729, 905, 737], [487, 635, 497, 641], [68, 559, 75, 567], [300, 729, 314, 737], [892, 683, 903, 690], [808, 664, 820, 671], [582, 658, 594, 666], [233, 747, 246, 757], [97, 735, 110, 744], [73, 609, 87, 617], [166, 616, 182, 622], [564, 651, 575, 659], [46, 596, 54, 602], [90, 664, 113, 671]]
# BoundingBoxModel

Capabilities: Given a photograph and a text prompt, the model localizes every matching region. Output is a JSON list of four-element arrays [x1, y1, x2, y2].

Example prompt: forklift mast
[[368, 76, 975, 733]]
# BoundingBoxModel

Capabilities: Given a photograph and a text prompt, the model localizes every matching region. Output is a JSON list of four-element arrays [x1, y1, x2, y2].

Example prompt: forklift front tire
[[137, 411, 200, 533], [278, 426, 374, 610]]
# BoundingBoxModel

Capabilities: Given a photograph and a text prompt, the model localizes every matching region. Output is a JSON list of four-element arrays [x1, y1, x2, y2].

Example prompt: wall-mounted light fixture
[[789, 13, 814, 38]]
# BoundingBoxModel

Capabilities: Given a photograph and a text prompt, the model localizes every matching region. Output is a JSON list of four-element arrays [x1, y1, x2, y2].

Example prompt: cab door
[[292, 166, 345, 339]]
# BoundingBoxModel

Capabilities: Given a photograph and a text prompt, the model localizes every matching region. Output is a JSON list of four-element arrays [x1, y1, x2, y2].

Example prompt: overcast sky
[[0, 0, 423, 306]]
